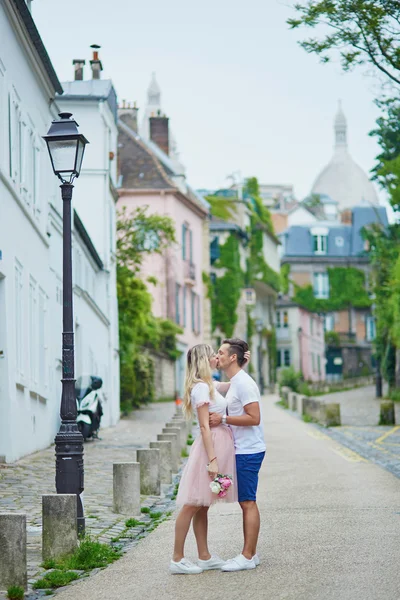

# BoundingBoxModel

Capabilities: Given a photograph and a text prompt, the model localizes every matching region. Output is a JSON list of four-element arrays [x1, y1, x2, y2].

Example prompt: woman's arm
[[197, 404, 219, 478]]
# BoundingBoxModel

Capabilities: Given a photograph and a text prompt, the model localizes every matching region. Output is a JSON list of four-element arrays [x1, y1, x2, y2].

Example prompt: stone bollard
[[0, 514, 27, 591], [379, 401, 395, 425], [172, 415, 191, 439], [113, 463, 141, 515], [150, 441, 172, 484], [42, 495, 77, 562], [163, 426, 184, 450], [165, 422, 187, 448], [158, 433, 179, 472], [137, 448, 161, 495], [321, 403, 341, 427]]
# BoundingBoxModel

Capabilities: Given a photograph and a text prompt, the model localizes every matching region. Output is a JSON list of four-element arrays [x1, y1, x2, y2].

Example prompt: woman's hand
[[243, 350, 251, 365], [207, 458, 219, 479]]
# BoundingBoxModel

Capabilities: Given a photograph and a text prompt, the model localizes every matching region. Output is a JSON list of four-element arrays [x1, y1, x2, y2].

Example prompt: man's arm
[[210, 402, 260, 427]]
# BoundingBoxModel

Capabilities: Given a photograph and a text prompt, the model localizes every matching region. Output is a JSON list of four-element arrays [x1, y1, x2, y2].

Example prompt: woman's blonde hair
[[183, 344, 215, 418]]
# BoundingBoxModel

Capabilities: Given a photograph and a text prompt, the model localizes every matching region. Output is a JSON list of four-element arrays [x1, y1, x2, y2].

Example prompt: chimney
[[341, 209, 353, 225], [149, 111, 169, 155], [73, 59, 86, 81], [90, 44, 103, 80], [118, 101, 139, 133]]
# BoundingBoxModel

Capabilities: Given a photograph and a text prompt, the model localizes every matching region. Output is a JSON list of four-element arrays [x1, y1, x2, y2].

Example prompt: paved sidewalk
[[0, 401, 176, 585], [319, 384, 400, 426], [53, 395, 400, 600]]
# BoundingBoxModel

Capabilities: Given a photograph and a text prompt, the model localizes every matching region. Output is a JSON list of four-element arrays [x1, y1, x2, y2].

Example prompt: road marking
[[375, 426, 400, 445], [306, 430, 367, 462]]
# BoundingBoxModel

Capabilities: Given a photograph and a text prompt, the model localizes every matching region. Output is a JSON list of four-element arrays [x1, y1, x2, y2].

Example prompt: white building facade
[[0, 3, 119, 463]]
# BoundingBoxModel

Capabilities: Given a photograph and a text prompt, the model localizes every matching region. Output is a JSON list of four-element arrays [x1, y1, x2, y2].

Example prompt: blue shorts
[[236, 452, 265, 502]]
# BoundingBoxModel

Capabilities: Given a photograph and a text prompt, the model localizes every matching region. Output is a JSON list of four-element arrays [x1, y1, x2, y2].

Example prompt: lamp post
[[255, 319, 264, 394], [43, 113, 89, 534]]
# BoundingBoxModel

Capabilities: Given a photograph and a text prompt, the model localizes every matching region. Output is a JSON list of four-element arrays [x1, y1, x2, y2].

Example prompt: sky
[[32, 0, 386, 201]]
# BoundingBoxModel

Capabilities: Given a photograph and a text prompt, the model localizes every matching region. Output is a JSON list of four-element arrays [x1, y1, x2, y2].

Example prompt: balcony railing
[[184, 261, 196, 285]]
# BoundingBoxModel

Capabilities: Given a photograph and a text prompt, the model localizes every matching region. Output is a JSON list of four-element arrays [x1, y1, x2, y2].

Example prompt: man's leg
[[240, 500, 260, 559]]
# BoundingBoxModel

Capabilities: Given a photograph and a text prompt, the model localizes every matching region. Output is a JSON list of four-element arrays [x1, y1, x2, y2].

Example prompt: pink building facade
[[276, 300, 326, 382], [117, 105, 209, 395]]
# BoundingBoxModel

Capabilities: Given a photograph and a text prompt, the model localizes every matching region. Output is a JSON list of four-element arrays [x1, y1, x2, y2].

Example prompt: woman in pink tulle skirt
[[170, 344, 248, 575]]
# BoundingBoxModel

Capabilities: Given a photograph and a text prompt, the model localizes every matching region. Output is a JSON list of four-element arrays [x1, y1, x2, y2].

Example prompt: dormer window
[[313, 235, 327, 254], [311, 226, 329, 255]]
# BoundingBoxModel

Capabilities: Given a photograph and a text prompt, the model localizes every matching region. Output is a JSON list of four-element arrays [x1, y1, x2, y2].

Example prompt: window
[[311, 352, 315, 373], [210, 237, 220, 264], [324, 313, 335, 331], [276, 310, 288, 328], [313, 272, 329, 299], [313, 235, 327, 255], [366, 316, 376, 342], [284, 349, 291, 366], [197, 294, 201, 333], [175, 283, 181, 325], [38, 288, 48, 389], [317, 355, 321, 377], [189, 230, 193, 262], [183, 286, 186, 328], [310, 317, 314, 335], [15, 261, 24, 376], [29, 277, 38, 384], [277, 349, 291, 367], [191, 290, 195, 332], [182, 224, 187, 260]]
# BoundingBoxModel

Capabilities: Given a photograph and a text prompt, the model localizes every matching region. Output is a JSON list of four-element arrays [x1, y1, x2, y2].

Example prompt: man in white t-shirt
[[210, 338, 266, 572]]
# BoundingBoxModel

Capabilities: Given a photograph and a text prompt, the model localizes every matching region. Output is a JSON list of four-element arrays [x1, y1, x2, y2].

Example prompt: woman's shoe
[[198, 555, 226, 570], [170, 558, 203, 574]]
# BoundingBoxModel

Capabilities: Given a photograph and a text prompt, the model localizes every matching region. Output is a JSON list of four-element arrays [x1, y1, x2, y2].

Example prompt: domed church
[[311, 102, 379, 210]]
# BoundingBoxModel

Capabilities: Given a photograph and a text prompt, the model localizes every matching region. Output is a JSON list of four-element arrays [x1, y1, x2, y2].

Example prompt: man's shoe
[[221, 554, 256, 572], [253, 554, 260, 566], [170, 558, 203, 574], [198, 555, 226, 570]]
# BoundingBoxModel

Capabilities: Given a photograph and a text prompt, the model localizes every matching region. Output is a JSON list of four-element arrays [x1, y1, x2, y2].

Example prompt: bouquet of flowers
[[209, 474, 233, 498]]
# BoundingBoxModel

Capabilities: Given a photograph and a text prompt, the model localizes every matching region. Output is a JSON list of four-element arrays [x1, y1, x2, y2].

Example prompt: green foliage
[[244, 178, 280, 293], [281, 264, 290, 295], [298, 381, 313, 396], [117, 207, 181, 411], [370, 98, 400, 211], [287, 1, 400, 87], [325, 331, 340, 347], [125, 518, 145, 528], [181, 448, 189, 458], [206, 195, 238, 221], [276, 399, 289, 409], [278, 367, 302, 392], [150, 511, 163, 519], [246, 308, 255, 349], [293, 267, 371, 312], [140, 507, 150, 514], [264, 327, 277, 384], [33, 571, 79, 590], [7, 586, 24, 600], [211, 233, 244, 337]]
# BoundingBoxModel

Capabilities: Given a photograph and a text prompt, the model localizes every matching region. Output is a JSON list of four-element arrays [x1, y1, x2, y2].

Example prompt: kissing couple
[[170, 338, 266, 574]]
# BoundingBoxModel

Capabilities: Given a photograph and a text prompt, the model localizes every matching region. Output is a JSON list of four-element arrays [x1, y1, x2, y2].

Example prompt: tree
[[288, 1, 400, 86], [116, 206, 180, 411]]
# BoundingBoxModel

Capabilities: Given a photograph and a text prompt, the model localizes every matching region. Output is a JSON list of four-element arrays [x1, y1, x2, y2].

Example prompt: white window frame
[[366, 316, 376, 342], [15, 260, 24, 379], [313, 272, 329, 299], [313, 234, 327, 255]]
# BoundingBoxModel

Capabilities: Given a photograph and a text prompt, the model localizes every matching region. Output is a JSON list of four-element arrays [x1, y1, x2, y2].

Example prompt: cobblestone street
[[0, 401, 177, 589]]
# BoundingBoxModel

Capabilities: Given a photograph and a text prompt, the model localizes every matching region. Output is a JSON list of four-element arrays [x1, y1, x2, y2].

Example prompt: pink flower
[[218, 490, 228, 498], [220, 477, 232, 489]]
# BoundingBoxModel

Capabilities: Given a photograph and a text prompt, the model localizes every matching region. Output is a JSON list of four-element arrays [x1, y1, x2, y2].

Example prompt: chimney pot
[[73, 59, 86, 81], [89, 44, 103, 80]]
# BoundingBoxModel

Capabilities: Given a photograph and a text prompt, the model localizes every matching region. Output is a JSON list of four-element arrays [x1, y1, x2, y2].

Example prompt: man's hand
[[209, 413, 222, 427]]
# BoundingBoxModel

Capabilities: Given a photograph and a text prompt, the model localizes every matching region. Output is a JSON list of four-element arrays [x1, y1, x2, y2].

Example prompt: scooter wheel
[[78, 422, 91, 441]]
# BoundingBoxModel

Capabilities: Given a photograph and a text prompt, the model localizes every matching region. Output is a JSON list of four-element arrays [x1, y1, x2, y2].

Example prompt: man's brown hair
[[222, 338, 249, 367]]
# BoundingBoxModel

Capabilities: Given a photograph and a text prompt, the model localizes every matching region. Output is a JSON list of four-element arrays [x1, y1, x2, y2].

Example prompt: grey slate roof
[[12, 0, 63, 94], [59, 80, 118, 123], [281, 205, 388, 258]]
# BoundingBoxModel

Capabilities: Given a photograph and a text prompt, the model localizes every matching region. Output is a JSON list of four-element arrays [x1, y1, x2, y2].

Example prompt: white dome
[[311, 102, 379, 209]]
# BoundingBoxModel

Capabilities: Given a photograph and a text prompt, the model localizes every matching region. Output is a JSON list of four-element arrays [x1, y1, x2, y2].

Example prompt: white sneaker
[[221, 554, 256, 572], [170, 558, 203, 574], [253, 554, 260, 566], [198, 555, 226, 570]]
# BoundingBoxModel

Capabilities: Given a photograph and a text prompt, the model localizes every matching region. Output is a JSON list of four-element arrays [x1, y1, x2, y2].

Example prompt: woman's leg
[[173, 504, 200, 562], [193, 506, 211, 560]]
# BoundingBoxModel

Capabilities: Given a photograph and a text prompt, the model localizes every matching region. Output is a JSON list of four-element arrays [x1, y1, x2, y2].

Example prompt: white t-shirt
[[191, 382, 227, 417], [226, 369, 266, 455]]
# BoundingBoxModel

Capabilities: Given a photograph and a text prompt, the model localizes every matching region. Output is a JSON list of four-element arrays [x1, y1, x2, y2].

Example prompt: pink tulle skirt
[[176, 424, 238, 507]]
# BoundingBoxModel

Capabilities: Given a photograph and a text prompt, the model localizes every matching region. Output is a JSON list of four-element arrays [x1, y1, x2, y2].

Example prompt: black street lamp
[[43, 113, 89, 534]]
